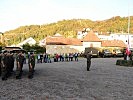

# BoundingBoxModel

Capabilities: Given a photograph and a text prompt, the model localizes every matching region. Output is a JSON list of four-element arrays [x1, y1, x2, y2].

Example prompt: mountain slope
[[3, 16, 133, 45]]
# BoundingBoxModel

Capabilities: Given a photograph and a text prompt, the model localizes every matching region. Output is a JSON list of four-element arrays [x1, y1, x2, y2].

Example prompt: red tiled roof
[[46, 36, 67, 45], [46, 36, 82, 46], [67, 38, 82, 45], [102, 40, 126, 47], [82, 30, 101, 42]]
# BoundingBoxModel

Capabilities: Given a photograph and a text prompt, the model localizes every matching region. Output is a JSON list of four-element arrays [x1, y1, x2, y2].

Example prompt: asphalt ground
[[0, 57, 133, 100]]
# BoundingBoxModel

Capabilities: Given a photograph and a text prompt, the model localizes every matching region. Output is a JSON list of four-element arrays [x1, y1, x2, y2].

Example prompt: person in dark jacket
[[28, 52, 35, 79], [86, 52, 92, 71]]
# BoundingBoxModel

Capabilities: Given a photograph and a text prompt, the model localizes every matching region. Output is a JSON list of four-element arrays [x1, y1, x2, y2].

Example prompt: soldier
[[86, 52, 92, 71], [16, 51, 25, 79], [1, 50, 9, 80], [10, 52, 15, 72], [6, 51, 12, 77], [0, 52, 2, 76], [28, 52, 35, 79]]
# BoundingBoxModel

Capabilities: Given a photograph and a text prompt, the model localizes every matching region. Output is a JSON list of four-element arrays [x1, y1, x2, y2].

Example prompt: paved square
[[0, 58, 133, 100]]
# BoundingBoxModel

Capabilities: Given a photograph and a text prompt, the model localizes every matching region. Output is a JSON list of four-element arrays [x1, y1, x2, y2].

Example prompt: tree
[[22, 43, 31, 52], [22, 43, 46, 54]]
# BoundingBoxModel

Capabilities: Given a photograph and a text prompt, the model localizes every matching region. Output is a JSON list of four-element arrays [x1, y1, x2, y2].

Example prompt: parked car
[[112, 49, 123, 57], [84, 47, 99, 58], [99, 49, 112, 58]]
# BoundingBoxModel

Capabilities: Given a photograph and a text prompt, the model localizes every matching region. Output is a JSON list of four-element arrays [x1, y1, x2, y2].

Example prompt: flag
[[126, 38, 131, 56], [126, 47, 130, 56]]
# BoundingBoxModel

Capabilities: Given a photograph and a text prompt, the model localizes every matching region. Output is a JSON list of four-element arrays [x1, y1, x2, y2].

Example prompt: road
[[0, 57, 133, 100]]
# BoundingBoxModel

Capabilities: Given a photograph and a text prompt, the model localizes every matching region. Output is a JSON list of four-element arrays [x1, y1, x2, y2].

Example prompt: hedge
[[116, 59, 133, 67]]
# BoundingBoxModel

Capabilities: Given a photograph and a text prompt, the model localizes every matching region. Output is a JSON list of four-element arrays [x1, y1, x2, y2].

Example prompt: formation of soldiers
[[0, 50, 35, 81]]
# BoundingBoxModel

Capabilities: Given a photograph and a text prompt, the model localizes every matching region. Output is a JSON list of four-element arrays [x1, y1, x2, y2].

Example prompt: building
[[98, 33, 133, 48], [82, 30, 102, 49], [43, 33, 83, 54], [77, 28, 91, 39], [17, 37, 36, 47]]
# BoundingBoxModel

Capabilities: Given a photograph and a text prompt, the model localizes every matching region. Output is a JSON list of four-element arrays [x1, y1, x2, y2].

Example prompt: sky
[[0, 0, 133, 32]]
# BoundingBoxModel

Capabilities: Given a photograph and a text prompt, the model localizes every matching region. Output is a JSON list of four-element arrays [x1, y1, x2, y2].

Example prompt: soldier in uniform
[[6, 51, 12, 77], [1, 50, 9, 80], [16, 51, 25, 79], [10, 52, 15, 73], [86, 52, 92, 71], [28, 52, 35, 79], [0, 52, 2, 76]]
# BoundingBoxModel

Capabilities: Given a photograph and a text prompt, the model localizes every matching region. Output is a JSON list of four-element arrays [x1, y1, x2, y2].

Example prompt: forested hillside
[[3, 16, 133, 45]]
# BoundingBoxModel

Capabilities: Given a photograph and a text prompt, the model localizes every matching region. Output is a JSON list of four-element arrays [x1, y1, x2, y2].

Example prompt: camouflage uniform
[[6, 52, 13, 77], [1, 51, 9, 80], [0, 53, 2, 76], [16, 52, 25, 79], [87, 52, 92, 71], [28, 52, 35, 79], [10, 53, 15, 72]]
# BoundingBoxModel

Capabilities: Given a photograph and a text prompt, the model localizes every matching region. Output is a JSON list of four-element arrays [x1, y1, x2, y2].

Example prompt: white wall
[[98, 33, 133, 48], [83, 42, 101, 48], [82, 42, 101, 52]]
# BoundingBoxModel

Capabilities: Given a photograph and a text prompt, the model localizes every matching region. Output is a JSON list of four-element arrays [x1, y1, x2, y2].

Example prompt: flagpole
[[126, 0, 130, 60]]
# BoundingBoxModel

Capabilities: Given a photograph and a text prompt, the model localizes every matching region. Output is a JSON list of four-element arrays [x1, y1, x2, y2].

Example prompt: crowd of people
[[36, 52, 79, 63]]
